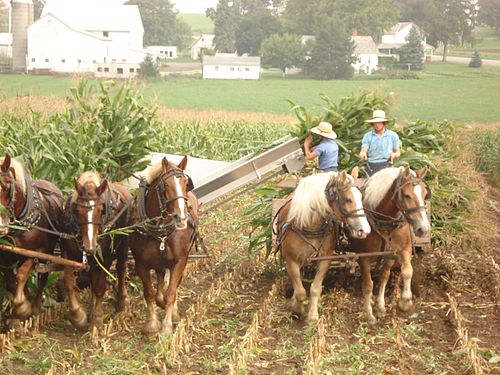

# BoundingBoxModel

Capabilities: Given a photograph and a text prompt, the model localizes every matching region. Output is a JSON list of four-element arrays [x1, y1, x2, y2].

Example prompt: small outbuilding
[[352, 35, 379, 74], [202, 55, 261, 80]]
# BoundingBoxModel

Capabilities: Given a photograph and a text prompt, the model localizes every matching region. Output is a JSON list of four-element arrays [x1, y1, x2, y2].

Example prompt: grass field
[[1, 62, 499, 123], [180, 13, 214, 35]]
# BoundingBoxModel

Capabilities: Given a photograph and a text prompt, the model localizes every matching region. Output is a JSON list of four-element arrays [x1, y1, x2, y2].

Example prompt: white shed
[[352, 36, 379, 74], [190, 34, 215, 60], [27, 0, 144, 75], [202, 55, 260, 80], [146, 45, 177, 59]]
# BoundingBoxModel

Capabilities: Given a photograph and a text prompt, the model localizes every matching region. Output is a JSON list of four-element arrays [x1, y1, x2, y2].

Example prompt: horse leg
[[161, 259, 187, 335], [374, 258, 395, 318], [31, 273, 48, 315], [89, 266, 107, 328], [115, 245, 128, 312], [64, 266, 87, 328], [398, 249, 414, 312], [307, 259, 331, 322], [12, 258, 34, 319], [284, 259, 307, 318], [155, 269, 166, 309], [359, 257, 376, 325], [136, 263, 160, 335]]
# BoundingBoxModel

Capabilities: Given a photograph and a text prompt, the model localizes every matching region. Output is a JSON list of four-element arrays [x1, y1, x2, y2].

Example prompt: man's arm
[[304, 135, 318, 160], [390, 133, 401, 160]]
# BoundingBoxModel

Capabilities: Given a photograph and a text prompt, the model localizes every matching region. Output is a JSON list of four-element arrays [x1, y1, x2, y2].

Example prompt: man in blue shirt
[[304, 121, 339, 172], [359, 110, 400, 176]]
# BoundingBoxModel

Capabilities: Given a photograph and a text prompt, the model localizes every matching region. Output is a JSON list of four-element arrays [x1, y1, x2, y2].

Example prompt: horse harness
[[274, 175, 366, 258], [0, 169, 62, 238], [134, 168, 197, 252]]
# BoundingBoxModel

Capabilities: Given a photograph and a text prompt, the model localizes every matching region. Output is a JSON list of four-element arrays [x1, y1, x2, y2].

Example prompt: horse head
[[393, 166, 431, 237], [325, 170, 371, 239], [72, 173, 109, 254], [0, 154, 26, 235], [159, 156, 193, 230]]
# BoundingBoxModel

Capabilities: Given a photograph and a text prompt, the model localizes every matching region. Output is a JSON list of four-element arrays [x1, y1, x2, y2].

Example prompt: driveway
[[431, 55, 500, 67]]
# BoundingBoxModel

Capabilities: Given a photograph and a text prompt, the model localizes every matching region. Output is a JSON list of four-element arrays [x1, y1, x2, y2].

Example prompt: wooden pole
[[308, 251, 400, 262], [0, 244, 89, 271]]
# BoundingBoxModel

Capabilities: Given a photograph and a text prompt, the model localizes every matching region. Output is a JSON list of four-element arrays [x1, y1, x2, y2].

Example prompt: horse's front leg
[[308, 258, 331, 322], [136, 263, 160, 335], [31, 273, 49, 315], [283, 257, 307, 318], [359, 257, 376, 325], [13, 258, 35, 319], [161, 257, 187, 335], [89, 264, 108, 328], [155, 269, 166, 309], [115, 241, 128, 312], [398, 248, 414, 312], [64, 265, 87, 328], [374, 258, 395, 318]]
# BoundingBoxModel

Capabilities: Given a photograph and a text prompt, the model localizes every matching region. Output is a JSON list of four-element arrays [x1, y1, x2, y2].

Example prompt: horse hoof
[[69, 308, 88, 329], [160, 322, 173, 335], [142, 320, 161, 335], [365, 314, 377, 326], [14, 301, 33, 320], [375, 305, 386, 318], [155, 297, 166, 309], [172, 312, 180, 324], [116, 298, 127, 312], [398, 299, 413, 312]]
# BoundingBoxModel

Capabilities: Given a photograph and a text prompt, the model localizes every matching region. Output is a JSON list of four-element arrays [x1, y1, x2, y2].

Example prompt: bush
[[138, 55, 160, 78], [474, 128, 500, 186], [469, 50, 482, 68]]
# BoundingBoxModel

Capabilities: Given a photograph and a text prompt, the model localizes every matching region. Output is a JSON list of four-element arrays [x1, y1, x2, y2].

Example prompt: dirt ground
[[0, 137, 498, 374]]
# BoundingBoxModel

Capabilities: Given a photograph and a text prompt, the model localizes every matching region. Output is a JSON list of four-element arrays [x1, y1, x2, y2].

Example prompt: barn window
[[215, 66, 219, 71], [61, 59, 65, 63], [104, 67, 109, 72], [77, 59, 81, 63], [117, 67, 123, 74], [112, 59, 116, 62], [122, 59, 126, 62], [45, 58, 49, 62], [97, 67, 102, 72], [245, 67, 250, 71], [230, 67, 234, 71], [93, 60, 97, 63], [31, 58, 35, 62], [103, 31, 109, 37], [129, 68, 135, 73]]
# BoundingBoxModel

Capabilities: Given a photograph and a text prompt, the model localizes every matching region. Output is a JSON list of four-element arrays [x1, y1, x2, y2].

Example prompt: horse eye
[[345, 198, 353, 204], [404, 194, 412, 200]]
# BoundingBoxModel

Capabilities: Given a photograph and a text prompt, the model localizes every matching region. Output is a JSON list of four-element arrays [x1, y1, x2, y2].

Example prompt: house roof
[[385, 22, 413, 35], [203, 55, 260, 66], [377, 42, 435, 50], [41, 0, 143, 33], [352, 36, 378, 55]]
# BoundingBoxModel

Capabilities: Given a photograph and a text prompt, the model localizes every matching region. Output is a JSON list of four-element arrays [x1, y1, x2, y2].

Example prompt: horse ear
[[402, 166, 411, 179], [74, 177, 84, 195], [96, 179, 108, 196], [162, 157, 170, 173], [416, 166, 428, 180], [178, 155, 188, 171], [1, 154, 11, 172], [350, 166, 359, 179], [339, 170, 348, 183]]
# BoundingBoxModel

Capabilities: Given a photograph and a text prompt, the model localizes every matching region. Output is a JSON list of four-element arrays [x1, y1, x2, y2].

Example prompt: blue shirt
[[316, 139, 339, 170], [361, 129, 400, 163]]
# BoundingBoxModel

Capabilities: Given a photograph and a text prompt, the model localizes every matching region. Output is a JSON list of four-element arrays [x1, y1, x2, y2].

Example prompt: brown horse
[[275, 171, 371, 322], [59, 171, 132, 328], [0, 154, 64, 320], [129, 156, 199, 335], [350, 166, 431, 324]]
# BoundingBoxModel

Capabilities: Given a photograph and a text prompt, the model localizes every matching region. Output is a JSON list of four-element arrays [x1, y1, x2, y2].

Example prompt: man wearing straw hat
[[304, 121, 339, 172], [359, 109, 400, 176]]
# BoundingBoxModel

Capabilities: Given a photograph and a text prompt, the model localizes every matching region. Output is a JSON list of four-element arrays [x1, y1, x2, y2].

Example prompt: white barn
[[202, 55, 260, 80], [190, 34, 215, 60], [27, 0, 146, 76], [352, 36, 379, 74]]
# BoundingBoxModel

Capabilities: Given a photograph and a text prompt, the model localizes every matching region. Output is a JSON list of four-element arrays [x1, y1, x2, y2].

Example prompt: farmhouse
[[378, 22, 434, 61], [190, 34, 215, 60], [202, 54, 261, 80], [352, 35, 379, 74]]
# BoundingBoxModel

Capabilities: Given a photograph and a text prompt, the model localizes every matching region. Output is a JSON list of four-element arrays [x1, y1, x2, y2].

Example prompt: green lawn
[[1, 62, 499, 123]]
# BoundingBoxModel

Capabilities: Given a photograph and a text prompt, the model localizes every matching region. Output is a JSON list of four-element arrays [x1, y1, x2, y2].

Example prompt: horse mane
[[71, 171, 101, 203], [0, 156, 26, 195], [145, 164, 163, 184], [363, 167, 415, 209], [287, 172, 337, 228]]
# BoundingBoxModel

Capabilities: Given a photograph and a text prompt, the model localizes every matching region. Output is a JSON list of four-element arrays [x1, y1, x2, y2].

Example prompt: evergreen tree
[[469, 50, 482, 67], [304, 20, 355, 80], [397, 25, 425, 70], [138, 55, 159, 79], [206, 1, 241, 53]]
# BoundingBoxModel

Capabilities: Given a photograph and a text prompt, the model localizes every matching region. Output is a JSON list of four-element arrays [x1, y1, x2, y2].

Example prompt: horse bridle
[[325, 175, 366, 222], [391, 175, 428, 218], [151, 168, 192, 219]]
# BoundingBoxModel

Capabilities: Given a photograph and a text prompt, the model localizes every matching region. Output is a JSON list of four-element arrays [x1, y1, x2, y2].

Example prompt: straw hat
[[311, 122, 337, 139], [365, 110, 390, 124]]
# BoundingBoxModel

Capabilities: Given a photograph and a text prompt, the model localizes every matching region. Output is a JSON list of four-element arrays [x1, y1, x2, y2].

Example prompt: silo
[[11, 0, 33, 72]]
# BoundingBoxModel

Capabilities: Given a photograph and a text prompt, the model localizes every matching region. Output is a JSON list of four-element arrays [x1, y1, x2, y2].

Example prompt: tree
[[138, 55, 159, 78], [33, 0, 46, 20], [469, 50, 482, 67], [478, 0, 500, 30], [304, 19, 355, 79], [126, 0, 192, 50], [206, 0, 241, 52], [260, 33, 304, 74], [235, 9, 281, 55], [397, 25, 425, 70]]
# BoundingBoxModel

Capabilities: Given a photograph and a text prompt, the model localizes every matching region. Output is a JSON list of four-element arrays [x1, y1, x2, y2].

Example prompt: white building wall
[[202, 65, 260, 80], [352, 53, 378, 74], [27, 15, 109, 72]]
